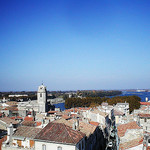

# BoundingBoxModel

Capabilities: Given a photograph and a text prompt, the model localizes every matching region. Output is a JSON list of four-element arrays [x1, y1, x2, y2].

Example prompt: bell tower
[[37, 84, 47, 113]]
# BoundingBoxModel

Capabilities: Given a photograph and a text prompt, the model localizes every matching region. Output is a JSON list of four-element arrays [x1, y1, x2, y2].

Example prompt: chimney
[[75, 119, 79, 130], [72, 121, 76, 130], [72, 119, 79, 130], [7, 123, 13, 143]]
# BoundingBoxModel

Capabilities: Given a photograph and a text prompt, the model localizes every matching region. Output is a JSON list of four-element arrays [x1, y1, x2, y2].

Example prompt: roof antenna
[[42, 80, 43, 85]]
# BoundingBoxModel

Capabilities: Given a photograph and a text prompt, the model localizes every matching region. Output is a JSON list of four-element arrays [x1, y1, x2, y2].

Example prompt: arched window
[[42, 144, 46, 150], [57, 146, 62, 150]]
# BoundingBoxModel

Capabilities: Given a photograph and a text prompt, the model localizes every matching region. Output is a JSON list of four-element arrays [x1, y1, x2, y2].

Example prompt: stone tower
[[37, 84, 47, 113]]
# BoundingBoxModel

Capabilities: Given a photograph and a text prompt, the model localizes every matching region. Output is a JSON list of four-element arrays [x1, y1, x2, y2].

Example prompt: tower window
[[40, 93, 42, 97]]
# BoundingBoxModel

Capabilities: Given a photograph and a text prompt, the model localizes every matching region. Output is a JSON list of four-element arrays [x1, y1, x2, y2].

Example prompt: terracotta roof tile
[[114, 109, 124, 116], [24, 116, 34, 121], [48, 111, 58, 114], [36, 122, 42, 126], [10, 116, 23, 120], [89, 121, 99, 126], [21, 120, 35, 126], [5, 107, 18, 111], [0, 117, 19, 125], [119, 137, 143, 150], [53, 118, 96, 137], [13, 126, 42, 139], [138, 113, 150, 118], [140, 102, 150, 105], [117, 121, 141, 137], [35, 122, 85, 144], [62, 115, 71, 120]]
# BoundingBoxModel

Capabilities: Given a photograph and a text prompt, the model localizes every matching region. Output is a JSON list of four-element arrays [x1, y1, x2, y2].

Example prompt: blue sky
[[0, 0, 150, 91]]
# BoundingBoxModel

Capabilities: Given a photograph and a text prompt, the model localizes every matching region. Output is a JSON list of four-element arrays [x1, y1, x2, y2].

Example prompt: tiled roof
[[53, 118, 96, 137], [5, 107, 18, 111], [114, 109, 124, 116], [48, 111, 58, 114], [36, 122, 42, 126], [117, 121, 141, 137], [10, 116, 23, 120], [35, 122, 85, 144], [21, 120, 35, 126], [62, 115, 71, 120], [138, 113, 150, 118], [6, 101, 18, 106], [89, 121, 99, 126], [24, 116, 34, 121], [119, 136, 143, 150], [91, 109, 108, 117], [0, 117, 19, 125], [140, 102, 150, 105], [65, 108, 78, 113], [13, 126, 42, 139]]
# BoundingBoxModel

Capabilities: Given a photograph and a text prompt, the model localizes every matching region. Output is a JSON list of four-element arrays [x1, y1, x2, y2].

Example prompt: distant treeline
[[77, 90, 122, 97], [65, 95, 141, 113]]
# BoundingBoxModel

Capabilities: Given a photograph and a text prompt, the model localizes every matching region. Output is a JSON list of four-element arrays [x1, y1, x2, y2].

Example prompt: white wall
[[35, 141, 77, 150]]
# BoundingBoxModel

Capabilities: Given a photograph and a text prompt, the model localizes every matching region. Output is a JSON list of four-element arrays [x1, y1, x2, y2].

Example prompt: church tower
[[37, 84, 48, 113]]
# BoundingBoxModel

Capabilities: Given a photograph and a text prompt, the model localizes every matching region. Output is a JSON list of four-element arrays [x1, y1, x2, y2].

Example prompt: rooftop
[[0, 117, 19, 125], [119, 136, 143, 150], [140, 102, 150, 105], [117, 121, 141, 137], [53, 118, 96, 137], [13, 126, 42, 139], [138, 113, 150, 118], [35, 122, 85, 145]]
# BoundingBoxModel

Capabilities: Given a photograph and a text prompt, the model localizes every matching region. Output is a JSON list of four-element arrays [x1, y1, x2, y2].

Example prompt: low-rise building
[[34, 122, 85, 150]]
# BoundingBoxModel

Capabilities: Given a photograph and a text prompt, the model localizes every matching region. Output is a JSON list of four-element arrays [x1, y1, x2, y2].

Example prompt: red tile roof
[[117, 121, 141, 137], [21, 121, 35, 126], [138, 113, 150, 118], [119, 136, 143, 150], [62, 115, 71, 120], [140, 102, 150, 105], [89, 121, 99, 126], [35, 122, 85, 144], [48, 111, 58, 114], [5, 107, 18, 111], [10, 116, 23, 120], [36, 122, 42, 126], [24, 116, 34, 121]]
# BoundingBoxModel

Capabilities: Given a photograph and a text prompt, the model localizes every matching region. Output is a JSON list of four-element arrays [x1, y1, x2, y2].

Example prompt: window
[[57, 146, 62, 150], [42, 144, 46, 150], [40, 93, 42, 97], [148, 139, 150, 143], [144, 118, 147, 122]]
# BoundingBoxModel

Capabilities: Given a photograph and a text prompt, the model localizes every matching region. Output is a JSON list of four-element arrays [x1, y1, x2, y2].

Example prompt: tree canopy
[[65, 95, 141, 113]]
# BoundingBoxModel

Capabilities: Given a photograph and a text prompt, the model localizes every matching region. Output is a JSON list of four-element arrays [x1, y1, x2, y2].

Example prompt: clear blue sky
[[0, 0, 150, 91]]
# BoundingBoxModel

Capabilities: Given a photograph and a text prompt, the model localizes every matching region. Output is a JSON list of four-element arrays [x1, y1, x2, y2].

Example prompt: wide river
[[54, 91, 150, 111]]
